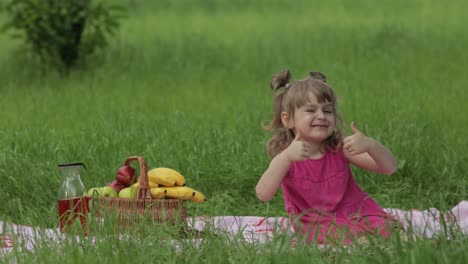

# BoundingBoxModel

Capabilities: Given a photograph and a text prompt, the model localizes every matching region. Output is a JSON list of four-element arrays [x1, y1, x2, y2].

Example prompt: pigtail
[[263, 69, 294, 158], [309, 71, 327, 83], [270, 69, 291, 91]]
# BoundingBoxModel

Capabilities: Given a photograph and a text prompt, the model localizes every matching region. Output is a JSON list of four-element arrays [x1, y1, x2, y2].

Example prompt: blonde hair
[[263, 69, 344, 158]]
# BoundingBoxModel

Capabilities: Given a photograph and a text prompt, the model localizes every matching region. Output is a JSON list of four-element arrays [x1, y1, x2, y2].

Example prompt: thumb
[[294, 130, 302, 141], [351, 121, 361, 134]]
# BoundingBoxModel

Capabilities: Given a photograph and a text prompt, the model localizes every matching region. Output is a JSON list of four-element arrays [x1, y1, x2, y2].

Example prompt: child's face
[[291, 93, 336, 144]]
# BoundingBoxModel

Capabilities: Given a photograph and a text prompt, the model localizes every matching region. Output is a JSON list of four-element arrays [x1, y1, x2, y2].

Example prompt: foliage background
[[0, 0, 467, 262]]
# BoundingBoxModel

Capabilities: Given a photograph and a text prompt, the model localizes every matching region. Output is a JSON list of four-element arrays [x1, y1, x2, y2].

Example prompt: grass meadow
[[1, 0, 468, 262]]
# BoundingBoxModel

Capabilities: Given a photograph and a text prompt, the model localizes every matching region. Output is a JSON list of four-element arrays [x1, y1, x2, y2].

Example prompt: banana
[[150, 188, 167, 199], [148, 169, 176, 186], [132, 181, 158, 188], [148, 167, 185, 186], [191, 190, 207, 203], [161, 186, 195, 200], [136, 176, 159, 185]]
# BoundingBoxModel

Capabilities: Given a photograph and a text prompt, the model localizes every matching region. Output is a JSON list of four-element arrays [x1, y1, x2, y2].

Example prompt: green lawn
[[1, 0, 468, 262]]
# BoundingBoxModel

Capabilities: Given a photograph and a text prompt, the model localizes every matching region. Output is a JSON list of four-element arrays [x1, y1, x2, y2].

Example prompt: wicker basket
[[90, 156, 187, 229]]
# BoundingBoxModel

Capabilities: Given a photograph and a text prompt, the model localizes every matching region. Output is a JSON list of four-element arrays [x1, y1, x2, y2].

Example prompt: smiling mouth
[[312, 124, 328, 127]]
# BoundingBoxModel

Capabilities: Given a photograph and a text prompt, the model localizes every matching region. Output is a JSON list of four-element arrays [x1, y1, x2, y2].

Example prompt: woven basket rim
[[92, 196, 186, 202]]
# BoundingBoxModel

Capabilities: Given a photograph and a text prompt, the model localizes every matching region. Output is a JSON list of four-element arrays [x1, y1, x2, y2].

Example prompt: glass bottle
[[57, 162, 89, 234]]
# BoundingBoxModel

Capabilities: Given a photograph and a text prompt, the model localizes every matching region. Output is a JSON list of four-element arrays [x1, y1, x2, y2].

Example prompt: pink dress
[[281, 150, 398, 244]]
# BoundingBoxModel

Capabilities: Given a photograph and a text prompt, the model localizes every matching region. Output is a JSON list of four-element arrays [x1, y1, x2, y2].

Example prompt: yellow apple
[[119, 187, 137, 199], [101, 186, 118, 197], [86, 187, 102, 197]]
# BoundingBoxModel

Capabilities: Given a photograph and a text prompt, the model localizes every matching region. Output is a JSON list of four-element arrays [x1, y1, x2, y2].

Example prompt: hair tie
[[274, 82, 290, 96]]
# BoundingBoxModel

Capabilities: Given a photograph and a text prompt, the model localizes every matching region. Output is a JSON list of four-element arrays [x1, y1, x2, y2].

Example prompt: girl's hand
[[284, 130, 314, 161], [257, 131, 311, 202], [343, 122, 375, 156], [343, 121, 398, 174]]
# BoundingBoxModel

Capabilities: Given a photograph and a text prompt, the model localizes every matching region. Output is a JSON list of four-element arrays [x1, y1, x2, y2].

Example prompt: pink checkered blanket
[[2, 201, 468, 255]]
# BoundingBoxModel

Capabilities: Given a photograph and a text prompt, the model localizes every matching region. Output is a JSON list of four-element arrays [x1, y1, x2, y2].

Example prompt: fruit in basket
[[160, 186, 196, 200], [101, 186, 119, 197], [191, 190, 207, 203], [136, 176, 161, 187], [148, 167, 185, 186], [86, 186, 118, 197], [150, 187, 166, 199], [107, 180, 126, 192], [86, 187, 102, 197], [119, 186, 137, 199], [132, 181, 158, 189], [116, 165, 136, 186]]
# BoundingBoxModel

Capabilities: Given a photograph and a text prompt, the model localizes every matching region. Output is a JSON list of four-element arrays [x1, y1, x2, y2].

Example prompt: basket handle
[[123, 156, 151, 200]]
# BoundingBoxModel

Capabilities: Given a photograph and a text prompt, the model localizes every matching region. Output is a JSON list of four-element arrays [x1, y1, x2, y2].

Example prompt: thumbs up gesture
[[284, 130, 314, 162], [343, 122, 373, 156]]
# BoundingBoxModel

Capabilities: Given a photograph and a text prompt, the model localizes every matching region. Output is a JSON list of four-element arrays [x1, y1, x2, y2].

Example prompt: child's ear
[[281, 112, 293, 128]]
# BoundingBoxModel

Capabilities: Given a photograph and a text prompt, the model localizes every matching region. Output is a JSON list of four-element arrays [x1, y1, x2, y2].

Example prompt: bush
[[1, 0, 126, 72]]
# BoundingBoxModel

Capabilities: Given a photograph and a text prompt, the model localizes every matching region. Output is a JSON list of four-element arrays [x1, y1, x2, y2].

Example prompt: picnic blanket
[[2, 200, 468, 255]]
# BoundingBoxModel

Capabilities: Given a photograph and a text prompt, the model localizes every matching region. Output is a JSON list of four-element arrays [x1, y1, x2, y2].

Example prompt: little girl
[[256, 70, 399, 244]]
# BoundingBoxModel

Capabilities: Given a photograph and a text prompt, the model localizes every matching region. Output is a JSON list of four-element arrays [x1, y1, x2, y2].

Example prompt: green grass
[[1, 0, 468, 262]]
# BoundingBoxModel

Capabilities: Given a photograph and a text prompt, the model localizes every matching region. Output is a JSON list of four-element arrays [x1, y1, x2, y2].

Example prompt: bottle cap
[[58, 162, 87, 169]]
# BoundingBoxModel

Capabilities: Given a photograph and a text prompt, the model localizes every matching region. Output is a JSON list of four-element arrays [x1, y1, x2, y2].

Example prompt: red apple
[[107, 180, 126, 192], [115, 165, 135, 186]]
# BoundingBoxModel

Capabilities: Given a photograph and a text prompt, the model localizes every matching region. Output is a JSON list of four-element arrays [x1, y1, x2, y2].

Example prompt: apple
[[86, 187, 102, 197], [107, 180, 126, 192], [116, 165, 135, 186], [101, 186, 118, 197], [119, 187, 137, 199]]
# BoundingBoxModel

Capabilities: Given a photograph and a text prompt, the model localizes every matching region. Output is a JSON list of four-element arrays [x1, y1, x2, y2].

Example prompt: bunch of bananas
[[134, 167, 206, 203]]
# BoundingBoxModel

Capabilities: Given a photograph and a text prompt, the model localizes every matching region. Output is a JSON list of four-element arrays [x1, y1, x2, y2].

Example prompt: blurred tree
[[1, 0, 126, 73]]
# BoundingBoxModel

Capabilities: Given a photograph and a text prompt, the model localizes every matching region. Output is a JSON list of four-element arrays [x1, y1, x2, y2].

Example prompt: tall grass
[[1, 0, 468, 262]]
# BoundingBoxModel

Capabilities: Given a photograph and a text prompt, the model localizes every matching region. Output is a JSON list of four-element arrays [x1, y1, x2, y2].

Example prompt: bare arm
[[256, 130, 313, 201], [344, 139, 398, 174], [255, 152, 292, 201], [343, 122, 398, 175]]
